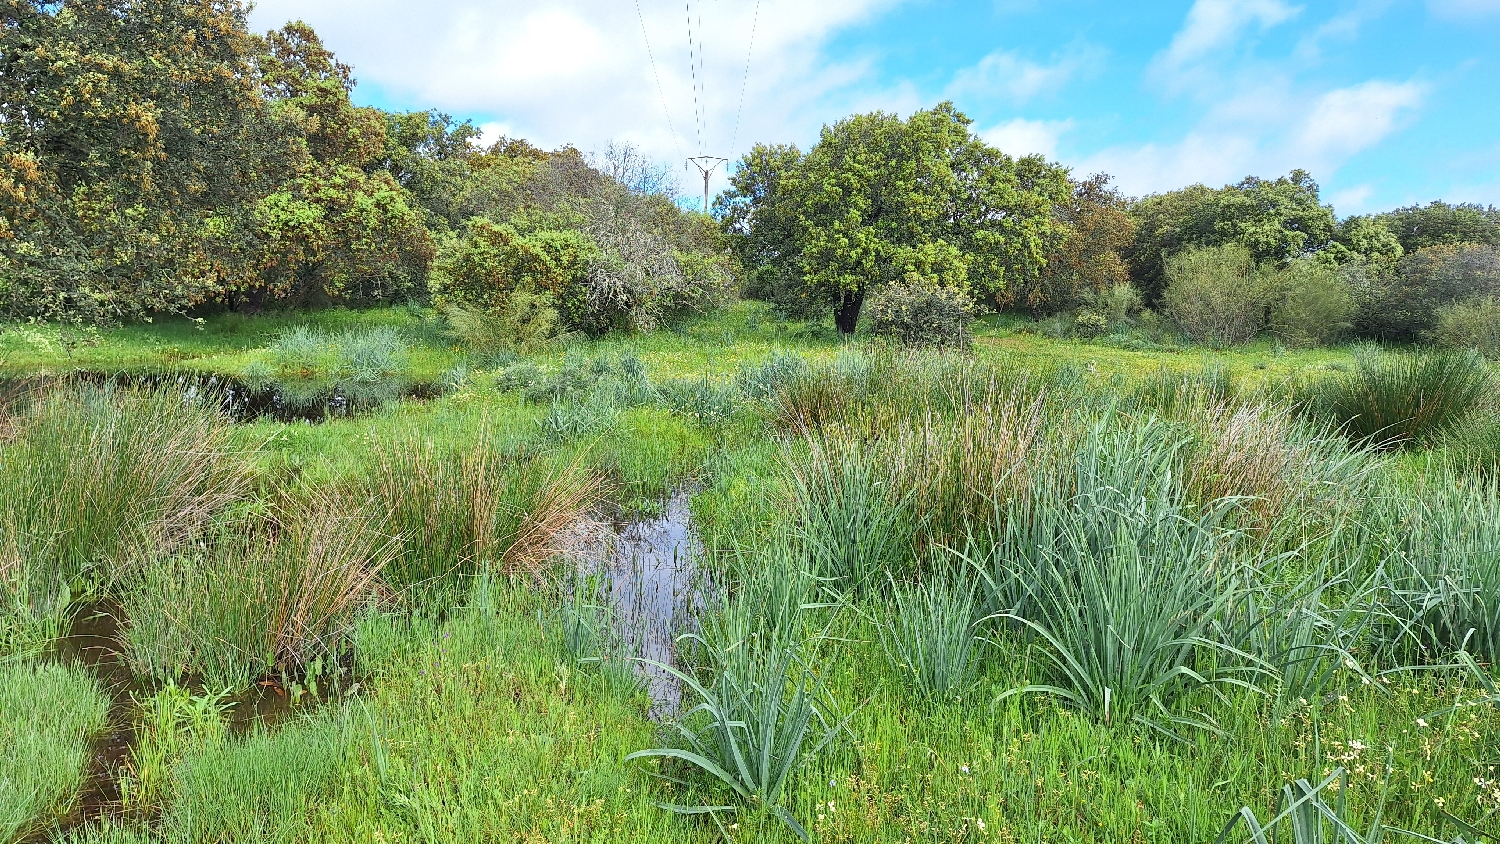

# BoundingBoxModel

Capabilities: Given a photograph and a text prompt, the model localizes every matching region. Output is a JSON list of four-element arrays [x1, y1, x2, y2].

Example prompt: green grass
[[10, 303, 1500, 844], [0, 661, 112, 842], [0, 386, 243, 656]]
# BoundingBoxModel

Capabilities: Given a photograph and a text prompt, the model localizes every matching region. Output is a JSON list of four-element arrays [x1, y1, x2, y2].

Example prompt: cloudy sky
[[247, 0, 1500, 215]]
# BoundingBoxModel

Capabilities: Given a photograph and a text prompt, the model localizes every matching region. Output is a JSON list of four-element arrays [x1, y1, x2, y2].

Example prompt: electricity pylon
[[686, 155, 729, 214]]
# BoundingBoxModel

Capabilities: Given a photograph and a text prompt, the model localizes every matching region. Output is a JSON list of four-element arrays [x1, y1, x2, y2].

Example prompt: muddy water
[[578, 489, 715, 718], [0, 371, 441, 423], [46, 606, 340, 836]]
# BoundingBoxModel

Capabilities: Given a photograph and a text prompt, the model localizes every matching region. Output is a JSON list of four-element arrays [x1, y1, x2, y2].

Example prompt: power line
[[728, 0, 760, 156], [635, 0, 685, 163], [684, 0, 705, 153]]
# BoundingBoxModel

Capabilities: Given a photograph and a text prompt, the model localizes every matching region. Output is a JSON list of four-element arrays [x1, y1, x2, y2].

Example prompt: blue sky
[[249, 0, 1500, 215]]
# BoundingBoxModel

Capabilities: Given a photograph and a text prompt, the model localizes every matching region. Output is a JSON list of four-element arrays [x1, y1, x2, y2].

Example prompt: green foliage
[[876, 572, 982, 701], [258, 325, 413, 410], [1353, 245, 1500, 342], [789, 436, 917, 596], [721, 102, 1070, 332], [0, 0, 291, 325], [164, 712, 349, 844], [1267, 259, 1356, 347], [1127, 170, 1337, 303], [1374, 200, 1500, 254], [1432, 296, 1500, 358], [1162, 244, 1268, 345], [376, 110, 482, 231], [430, 218, 595, 313], [0, 662, 111, 842], [1384, 478, 1500, 664], [118, 500, 387, 691], [626, 642, 843, 840], [864, 280, 977, 348], [442, 294, 560, 356], [1298, 350, 1490, 448], [980, 418, 1249, 729], [366, 438, 600, 589]]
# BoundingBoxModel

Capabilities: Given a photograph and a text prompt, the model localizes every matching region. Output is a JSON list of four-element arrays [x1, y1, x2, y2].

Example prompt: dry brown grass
[[266, 492, 394, 666], [1183, 402, 1379, 531], [368, 429, 607, 588]]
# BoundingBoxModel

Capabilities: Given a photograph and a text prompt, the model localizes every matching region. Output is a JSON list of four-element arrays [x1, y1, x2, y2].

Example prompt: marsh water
[[583, 489, 714, 718], [47, 607, 338, 836], [0, 371, 440, 423]]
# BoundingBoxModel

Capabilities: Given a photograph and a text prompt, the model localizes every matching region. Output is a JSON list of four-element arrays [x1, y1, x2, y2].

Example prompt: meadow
[[2, 302, 1498, 844]]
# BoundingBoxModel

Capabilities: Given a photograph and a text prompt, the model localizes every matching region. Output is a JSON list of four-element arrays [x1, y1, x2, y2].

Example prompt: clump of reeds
[[0, 385, 244, 656], [786, 435, 917, 596], [367, 434, 604, 590], [118, 494, 391, 692], [978, 417, 1252, 728], [876, 571, 982, 700], [1296, 349, 1490, 448], [1182, 403, 1381, 532], [1381, 474, 1500, 665]]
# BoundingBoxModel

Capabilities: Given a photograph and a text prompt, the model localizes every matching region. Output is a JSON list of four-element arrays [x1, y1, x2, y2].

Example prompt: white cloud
[[247, 0, 913, 198], [947, 45, 1101, 103], [1153, 0, 1302, 75], [1328, 184, 1376, 212], [1297, 81, 1425, 159], [1078, 78, 1425, 197], [979, 118, 1074, 159]]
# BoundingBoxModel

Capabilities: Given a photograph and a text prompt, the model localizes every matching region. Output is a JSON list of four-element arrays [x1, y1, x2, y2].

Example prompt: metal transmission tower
[[686, 155, 728, 214]]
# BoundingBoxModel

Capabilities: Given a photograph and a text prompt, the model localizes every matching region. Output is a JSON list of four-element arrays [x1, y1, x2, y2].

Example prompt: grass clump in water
[[367, 435, 603, 591], [0, 386, 243, 657], [0, 661, 111, 841], [118, 496, 390, 692]]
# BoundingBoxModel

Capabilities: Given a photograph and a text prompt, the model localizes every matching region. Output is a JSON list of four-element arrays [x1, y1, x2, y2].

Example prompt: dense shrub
[[1161, 244, 1266, 345], [1432, 296, 1500, 358], [1352, 244, 1500, 341], [1266, 259, 1355, 347], [864, 280, 976, 348]]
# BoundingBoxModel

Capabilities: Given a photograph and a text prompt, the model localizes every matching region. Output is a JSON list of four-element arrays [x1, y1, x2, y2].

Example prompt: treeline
[[5, 3, 1498, 352], [0, 1, 730, 336], [721, 103, 1500, 350]]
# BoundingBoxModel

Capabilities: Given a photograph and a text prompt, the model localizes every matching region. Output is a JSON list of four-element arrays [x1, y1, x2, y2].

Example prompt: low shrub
[[1297, 349, 1489, 448], [1266, 259, 1355, 347], [864, 280, 976, 348], [257, 325, 413, 411], [1432, 296, 1500, 359], [1161, 244, 1267, 346], [0, 662, 111, 842]]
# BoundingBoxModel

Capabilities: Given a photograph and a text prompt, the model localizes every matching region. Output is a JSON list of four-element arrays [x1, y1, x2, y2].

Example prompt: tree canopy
[[719, 102, 1070, 332]]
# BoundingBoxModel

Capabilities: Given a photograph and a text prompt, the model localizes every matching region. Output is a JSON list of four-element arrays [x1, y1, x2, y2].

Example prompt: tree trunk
[[835, 289, 865, 335]]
